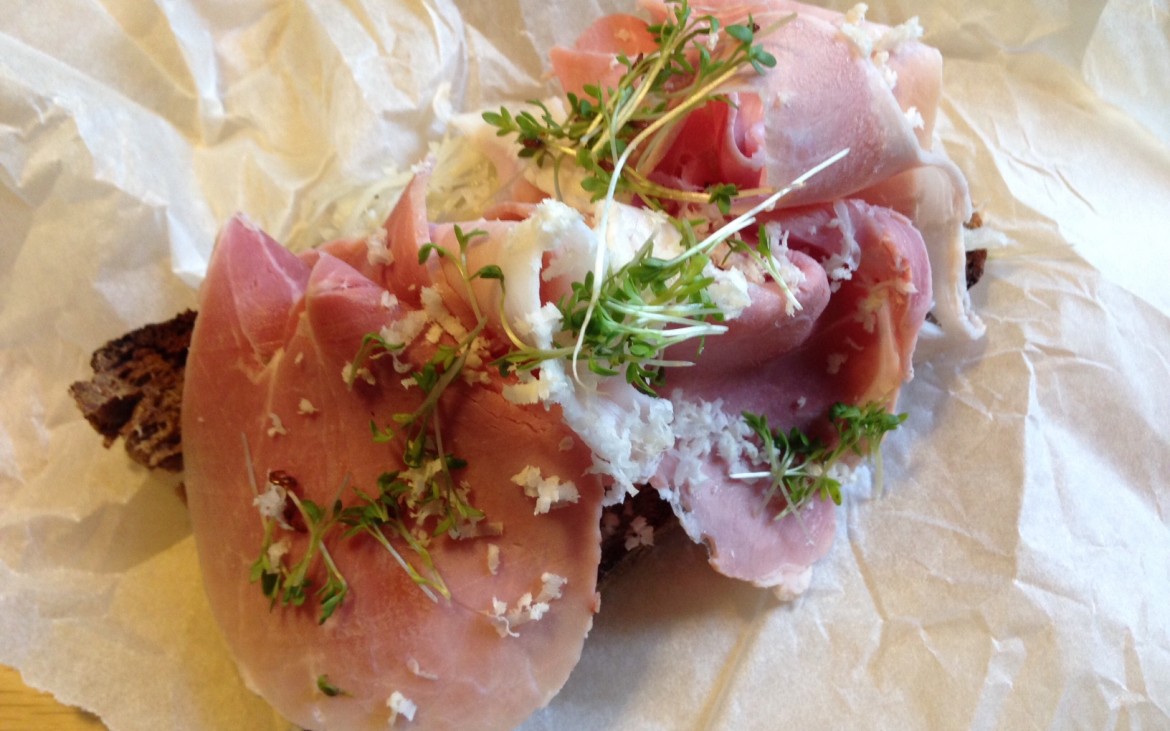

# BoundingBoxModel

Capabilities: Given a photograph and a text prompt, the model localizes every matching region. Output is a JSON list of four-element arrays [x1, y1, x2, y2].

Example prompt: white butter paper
[[1, 1, 1168, 729]]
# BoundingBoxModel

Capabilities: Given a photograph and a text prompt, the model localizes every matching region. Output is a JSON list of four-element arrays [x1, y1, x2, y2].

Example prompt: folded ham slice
[[653, 200, 932, 596], [183, 214, 605, 731]]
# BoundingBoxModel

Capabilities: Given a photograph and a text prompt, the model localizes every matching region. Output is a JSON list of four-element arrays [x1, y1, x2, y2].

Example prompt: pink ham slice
[[653, 200, 932, 594], [857, 163, 982, 340], [549, 14, 658, 98], [183, 213, 605, 731], [631, 0, 935, 204], [381, 172, 432, 303], [647, 95, 766, 195], [663, 247, 831, 372], [742, 13, 925, 207], [554, 0, 979, 342], [641, 0, 980, 340]]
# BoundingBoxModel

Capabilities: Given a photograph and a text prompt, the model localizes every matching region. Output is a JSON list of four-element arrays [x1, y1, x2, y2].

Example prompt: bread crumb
[[511, 465, 580, 514], [406, 658, 438, 681], [366, 227, 392, 267], [486, 573, 568, 638], [624, 516, 654, 550], [387, 690, 417, 726], [266, 413, 288, 437], [826, 353, 847, 375]]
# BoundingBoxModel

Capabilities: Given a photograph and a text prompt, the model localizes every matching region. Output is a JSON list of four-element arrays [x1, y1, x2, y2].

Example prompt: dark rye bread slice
[[68, 247, 987, 579], [69, 310, 194, 472]]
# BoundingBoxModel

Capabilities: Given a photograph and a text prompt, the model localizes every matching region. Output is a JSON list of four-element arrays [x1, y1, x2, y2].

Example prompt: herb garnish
[[337, 469, 459, 602], [369, 227, 500, 474], [734, 403, 907, 520], [317, 674, 347, 697], [248, 0, 878, 625], [493, 149, 848, 392], [248, 468, 350, 624], [483, 0, 782, 213], [337, 226, 504, 601], [484, 1, 848, 388], [360, 225, 497, 535], [496, 220, 726, 392]]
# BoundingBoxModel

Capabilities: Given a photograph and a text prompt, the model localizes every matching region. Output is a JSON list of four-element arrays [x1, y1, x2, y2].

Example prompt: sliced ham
[[549, 14, 658, 98], [555, 0, 981, 340], [661, 200, 932, 436], [381, 170, 432, 303], [651, 200, 931, 594], [747, 14, 925, 205], [857, 163, 983, 340], [183, 207, 605, 731], [663, 247, 831, 371], [541, 0, 954, 597], [181, 1, 978, 725], [627, 0, 924, 202], [646, 96, 766, 195]]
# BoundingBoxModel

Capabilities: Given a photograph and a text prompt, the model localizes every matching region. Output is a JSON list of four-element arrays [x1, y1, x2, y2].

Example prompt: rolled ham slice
[[554, 0, 982, 339], [655, 200, 932, 596]]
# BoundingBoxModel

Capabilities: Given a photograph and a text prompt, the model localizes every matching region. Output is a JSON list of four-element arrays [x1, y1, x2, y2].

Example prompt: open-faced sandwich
[[71, 1, 985, 728]]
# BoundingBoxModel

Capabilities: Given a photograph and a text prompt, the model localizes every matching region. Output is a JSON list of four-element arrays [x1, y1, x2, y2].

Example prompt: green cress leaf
[[742, 403, 907, 520], [317, 675, 346, 697]]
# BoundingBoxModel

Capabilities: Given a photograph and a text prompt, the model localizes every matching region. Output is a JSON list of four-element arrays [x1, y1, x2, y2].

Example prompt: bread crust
[[69, 310, 195, 472]]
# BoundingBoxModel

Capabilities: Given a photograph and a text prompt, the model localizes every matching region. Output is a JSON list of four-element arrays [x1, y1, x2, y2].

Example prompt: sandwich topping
[[169, 1, 985, 729]]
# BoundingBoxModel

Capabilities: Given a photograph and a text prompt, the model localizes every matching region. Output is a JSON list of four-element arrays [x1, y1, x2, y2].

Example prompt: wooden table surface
[[0, 665, 106, 731]]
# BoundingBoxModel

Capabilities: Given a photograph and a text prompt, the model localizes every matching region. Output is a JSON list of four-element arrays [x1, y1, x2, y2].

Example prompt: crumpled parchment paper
[[1, 1, 1168, 729]]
